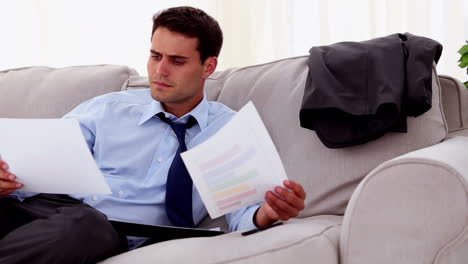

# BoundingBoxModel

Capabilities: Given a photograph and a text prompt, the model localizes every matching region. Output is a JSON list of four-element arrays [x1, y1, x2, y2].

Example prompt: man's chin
[[150, 94, 165, 102], [150, 90, 164, 102], [150, 92, 179, 105]]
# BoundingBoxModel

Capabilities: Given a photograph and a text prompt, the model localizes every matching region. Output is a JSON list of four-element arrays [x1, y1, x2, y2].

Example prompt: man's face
[[147, 27, 217, 116]]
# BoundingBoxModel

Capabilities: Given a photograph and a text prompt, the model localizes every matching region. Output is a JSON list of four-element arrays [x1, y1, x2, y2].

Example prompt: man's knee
[[0, 196, 28, 238], [0, 196, 19, 216], [50, 206, 124, 261]]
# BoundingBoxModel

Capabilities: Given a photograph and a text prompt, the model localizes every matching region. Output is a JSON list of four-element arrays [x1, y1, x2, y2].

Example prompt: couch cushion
[[100, 215, 342, 264], [0, 65, 138, 118], [215, 56, 447, 217]]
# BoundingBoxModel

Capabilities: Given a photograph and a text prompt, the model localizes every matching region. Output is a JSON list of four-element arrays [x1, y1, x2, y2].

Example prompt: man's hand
[[0, 159, 23, 197], [255, 180, 306, 228]]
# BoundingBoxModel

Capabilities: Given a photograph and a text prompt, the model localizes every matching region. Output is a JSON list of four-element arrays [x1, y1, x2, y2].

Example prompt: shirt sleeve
[[62, 97, 104, 153], [225, 202, 262, 232]]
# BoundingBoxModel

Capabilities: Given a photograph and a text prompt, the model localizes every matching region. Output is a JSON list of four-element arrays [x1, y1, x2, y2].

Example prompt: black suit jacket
[[299, 33, 442, 148]]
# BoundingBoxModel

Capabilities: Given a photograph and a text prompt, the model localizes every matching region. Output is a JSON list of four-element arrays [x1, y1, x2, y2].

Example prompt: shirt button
[[165, 113, 170, 118], [157, 157, 163, 162], [118, 190, 124, 196], [92, 195, 98, 201]]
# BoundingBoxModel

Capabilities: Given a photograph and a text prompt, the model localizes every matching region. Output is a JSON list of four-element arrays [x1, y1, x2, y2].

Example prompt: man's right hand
[[0, 159, 23, 197]]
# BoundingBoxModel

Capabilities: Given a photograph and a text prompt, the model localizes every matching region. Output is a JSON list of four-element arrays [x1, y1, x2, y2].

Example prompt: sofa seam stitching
[[322, 225, 341, 252]]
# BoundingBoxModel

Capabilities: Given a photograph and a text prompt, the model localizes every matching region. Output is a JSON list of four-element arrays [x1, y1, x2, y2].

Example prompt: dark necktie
[[157, 113, 197, 228]]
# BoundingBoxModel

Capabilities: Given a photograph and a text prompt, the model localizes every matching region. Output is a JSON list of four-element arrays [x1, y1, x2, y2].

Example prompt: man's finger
[[0, 180, 22, 189], [284, 180, 307, 200], [0, 159, 9, 170], [274, 186, 304, 209], [0, 171, 15, 181], [266, 191, 299, 217], [264, 198, 294, 221], [0, 188, 15, 196]]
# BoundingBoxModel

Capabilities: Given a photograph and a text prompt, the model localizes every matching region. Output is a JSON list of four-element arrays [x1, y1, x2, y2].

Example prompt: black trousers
[[0, 194, 127, 264]]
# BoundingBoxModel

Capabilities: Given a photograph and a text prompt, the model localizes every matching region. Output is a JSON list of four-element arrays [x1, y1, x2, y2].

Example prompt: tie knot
[[156, 113, 197, 141]]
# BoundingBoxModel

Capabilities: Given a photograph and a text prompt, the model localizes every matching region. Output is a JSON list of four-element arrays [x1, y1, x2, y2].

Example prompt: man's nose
[[155, 58, 170, 77]]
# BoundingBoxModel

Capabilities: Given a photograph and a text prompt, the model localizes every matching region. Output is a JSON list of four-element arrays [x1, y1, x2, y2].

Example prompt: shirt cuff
[[9, 190, 38, 201], [252, 206, 261, 228], [235, 203, 261, 231]]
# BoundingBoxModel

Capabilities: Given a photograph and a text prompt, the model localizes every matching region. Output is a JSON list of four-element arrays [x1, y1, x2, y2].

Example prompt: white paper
[[0, 118, 111, 194], [182, 101, 288, 218]]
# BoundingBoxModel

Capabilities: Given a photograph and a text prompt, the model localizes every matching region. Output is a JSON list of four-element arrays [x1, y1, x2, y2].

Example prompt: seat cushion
[[0, 65, 138, 118], [100, 215, 342, 264]]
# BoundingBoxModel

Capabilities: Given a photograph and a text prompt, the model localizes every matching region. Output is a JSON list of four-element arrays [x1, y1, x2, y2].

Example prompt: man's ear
[[202, 57, 218, 79]]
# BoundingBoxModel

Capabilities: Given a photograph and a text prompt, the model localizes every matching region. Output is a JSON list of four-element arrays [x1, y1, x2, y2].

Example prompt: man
[[0, 6, 306, 264]]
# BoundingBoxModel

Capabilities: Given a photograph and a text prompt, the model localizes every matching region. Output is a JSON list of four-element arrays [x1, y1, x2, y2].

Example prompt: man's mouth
[[154, 81, 172, 88]]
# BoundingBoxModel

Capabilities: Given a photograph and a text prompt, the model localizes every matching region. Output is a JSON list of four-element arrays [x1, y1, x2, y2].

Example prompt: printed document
[[182, 101, 288, 218], [0, 118, 111, 194]]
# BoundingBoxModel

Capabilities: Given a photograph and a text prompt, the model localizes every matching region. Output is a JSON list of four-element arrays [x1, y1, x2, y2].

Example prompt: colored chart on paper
[[199, 144, 259, 212], [181, 102, 288, 218]]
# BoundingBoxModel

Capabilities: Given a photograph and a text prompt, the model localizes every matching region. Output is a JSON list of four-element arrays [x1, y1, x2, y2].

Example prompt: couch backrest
[[125, 56, 448, 217], [0, 65, 137, 118]]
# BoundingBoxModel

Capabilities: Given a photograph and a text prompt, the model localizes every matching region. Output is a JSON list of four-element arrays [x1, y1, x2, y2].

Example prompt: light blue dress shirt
[[14, 89, 260, 248]]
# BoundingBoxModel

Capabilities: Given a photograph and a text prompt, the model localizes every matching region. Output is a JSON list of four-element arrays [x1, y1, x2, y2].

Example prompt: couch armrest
[[439, 74, 468, 132], [341, 137, 468, 264]]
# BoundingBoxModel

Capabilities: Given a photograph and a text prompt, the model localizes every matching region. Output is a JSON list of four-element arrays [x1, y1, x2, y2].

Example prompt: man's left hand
[[254, 180, 306, 228]]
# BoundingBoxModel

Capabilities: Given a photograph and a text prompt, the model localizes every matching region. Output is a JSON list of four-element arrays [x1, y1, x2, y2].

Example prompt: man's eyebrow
[[149, 50, 189, 60]]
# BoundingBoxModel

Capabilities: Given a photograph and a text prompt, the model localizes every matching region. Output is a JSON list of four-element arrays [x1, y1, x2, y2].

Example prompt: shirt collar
[[138, 94, 209, 130]]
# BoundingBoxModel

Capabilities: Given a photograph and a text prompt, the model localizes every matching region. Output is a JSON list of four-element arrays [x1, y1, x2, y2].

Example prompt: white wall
[[0, 0, 466, 80], [465, 0, 468, 43]]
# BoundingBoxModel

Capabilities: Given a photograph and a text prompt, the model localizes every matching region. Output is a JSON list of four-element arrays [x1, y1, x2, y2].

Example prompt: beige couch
[[1, 56, 468, 264]]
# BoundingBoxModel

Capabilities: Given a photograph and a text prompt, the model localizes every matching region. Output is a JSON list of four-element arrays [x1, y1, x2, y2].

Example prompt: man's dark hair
[[152, 6, 223, 63]]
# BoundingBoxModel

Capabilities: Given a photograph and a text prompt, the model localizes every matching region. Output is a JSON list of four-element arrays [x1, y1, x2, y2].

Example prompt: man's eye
[[173, 60, 185, 65], [152, 55, 162, 60]]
